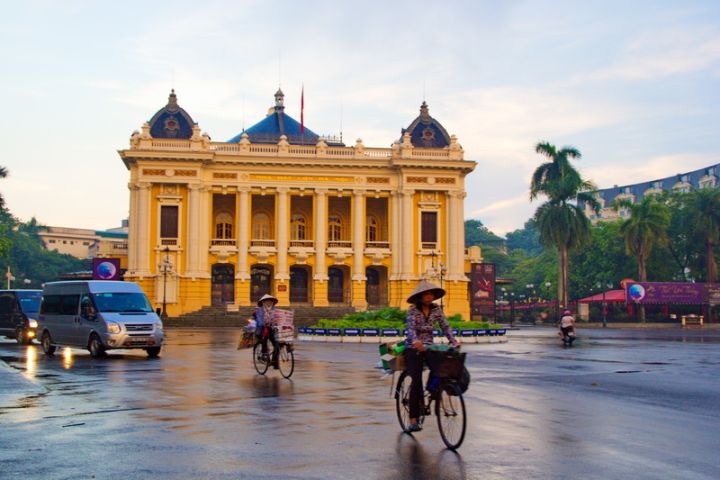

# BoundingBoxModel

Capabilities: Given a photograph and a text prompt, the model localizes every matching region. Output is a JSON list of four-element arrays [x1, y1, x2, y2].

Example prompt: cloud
[[575, 27, 720, 82]]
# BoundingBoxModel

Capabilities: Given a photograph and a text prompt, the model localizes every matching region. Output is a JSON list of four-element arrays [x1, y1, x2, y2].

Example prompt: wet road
[[1, 328, 719, 479]]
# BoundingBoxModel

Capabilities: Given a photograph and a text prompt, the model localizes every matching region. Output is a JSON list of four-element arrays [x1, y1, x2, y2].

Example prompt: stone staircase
[[164, 305, 356, 328]]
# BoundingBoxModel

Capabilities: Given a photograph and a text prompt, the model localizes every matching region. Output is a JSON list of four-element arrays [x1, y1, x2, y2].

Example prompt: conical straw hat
[[257, 293, 278, 307], [406, 280, 446, 304]]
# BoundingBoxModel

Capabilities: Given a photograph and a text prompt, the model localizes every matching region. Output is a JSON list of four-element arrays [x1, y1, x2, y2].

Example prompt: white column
[[276, 187, 289, 280], [137, 182, 152, 275], [401, 189, 415, 280], [197, 186, 211, 275], [456, 192, 467, 280], [314, 189, 328, 280], [389, 191, 400, 280], [237, 187, 250, 280], [186, 184, 201, 275], [352, 190, 366, 281], [127, 182, 139, 273]]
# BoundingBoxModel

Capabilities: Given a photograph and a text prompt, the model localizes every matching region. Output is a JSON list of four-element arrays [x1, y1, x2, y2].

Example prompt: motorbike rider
[[559, 309, 576, 338]]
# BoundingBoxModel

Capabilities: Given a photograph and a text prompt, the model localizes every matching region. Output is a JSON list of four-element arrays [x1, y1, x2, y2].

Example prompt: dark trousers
[[405, 348, 427, 420], [256, 327, 279, 362]]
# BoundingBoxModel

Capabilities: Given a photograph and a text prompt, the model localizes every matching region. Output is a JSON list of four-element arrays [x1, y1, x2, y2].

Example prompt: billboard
[[470, 263, 495, 316], [626, 282, 712, 305], [92, 258, 121, 281]]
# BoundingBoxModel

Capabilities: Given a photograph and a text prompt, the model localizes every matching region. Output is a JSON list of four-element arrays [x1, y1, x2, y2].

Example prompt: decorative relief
[[143, 169, 165, 176], [435, 177, 456, 184], [213, 172, 238, 179], [162, 184, 179, 195], [408, 176, 429, 184], [421, 191, 438, 202], [367, 177, 390, 184], [174, 170, 197, 177], [250, 174, 354, 183]]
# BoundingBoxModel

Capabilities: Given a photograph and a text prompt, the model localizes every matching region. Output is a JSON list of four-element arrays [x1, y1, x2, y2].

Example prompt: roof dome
[[148, 89, 195, 139], [228, 88, 320, 145], [401, 101, 451, 148]]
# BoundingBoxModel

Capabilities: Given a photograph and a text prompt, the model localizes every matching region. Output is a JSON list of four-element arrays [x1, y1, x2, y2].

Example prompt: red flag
[[300, 84, 304, 135]]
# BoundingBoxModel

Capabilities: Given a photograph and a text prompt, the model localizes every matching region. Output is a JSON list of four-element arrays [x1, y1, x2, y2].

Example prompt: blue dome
[[401, 102, 451, 149], [228, 89, 320, 145], [148, 90, 195, 139]]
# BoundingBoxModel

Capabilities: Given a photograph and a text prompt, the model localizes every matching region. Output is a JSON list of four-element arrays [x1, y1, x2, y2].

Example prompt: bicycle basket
[[426, 350, 466, 380]]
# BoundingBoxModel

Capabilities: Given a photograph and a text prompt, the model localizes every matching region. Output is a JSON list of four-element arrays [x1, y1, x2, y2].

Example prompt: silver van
[[38, 281, 164, 358]]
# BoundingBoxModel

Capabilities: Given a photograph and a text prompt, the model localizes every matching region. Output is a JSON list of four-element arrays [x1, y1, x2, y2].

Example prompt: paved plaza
[[1, 328, 719, 479]]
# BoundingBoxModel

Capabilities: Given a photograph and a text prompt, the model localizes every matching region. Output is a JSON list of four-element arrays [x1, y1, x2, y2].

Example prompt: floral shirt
[[254, 306, 274, 334], [405, 304, 457, 347]]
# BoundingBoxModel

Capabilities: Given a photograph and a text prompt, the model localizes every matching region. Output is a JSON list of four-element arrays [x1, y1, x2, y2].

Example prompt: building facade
[[119, 90, 476, 318], [585, 164, 719, 223], [40, 222, 128, 267]]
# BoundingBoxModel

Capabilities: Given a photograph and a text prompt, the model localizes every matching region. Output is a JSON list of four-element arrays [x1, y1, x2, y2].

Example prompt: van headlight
[[28, 319, 38, 329], [107, 323, 121, 334]]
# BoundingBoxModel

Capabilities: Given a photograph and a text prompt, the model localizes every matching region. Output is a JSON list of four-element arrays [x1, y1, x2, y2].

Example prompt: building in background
[[39, 220, 128, 269], [119, 89, 477, 318], [585, 164, 719, 223]]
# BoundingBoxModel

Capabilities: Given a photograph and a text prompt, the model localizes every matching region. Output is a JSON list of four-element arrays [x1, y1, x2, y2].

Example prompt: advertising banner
[[626, 282, 707, 305], [92, 258, 121, 281], [470, 263, 495, 316]]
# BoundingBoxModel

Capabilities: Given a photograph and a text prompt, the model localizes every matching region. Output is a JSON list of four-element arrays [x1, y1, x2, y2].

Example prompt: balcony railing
[[211, 239, 237, 247], [421, 242, 438, 250], [365, 241, 390, 249], [328, 241, 352, 249], [290, 240, 314, 248], [160, 238, 178, 246], [251, 239, 276, 247]]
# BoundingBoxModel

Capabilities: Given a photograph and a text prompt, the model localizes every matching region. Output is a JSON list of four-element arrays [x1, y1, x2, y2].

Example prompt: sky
[[1, 0, 719, 235]]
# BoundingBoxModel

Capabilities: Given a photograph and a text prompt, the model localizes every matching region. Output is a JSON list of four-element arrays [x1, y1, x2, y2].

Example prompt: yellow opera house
[[119, 89, 478, 318]]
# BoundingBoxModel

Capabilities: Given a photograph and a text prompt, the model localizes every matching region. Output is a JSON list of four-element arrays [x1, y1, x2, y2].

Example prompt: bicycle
[[394, 348, 467, 450], [252, 325, 295, 379]]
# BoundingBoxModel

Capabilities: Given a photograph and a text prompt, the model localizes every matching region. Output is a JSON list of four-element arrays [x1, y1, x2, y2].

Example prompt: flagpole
[[300, 83, 305, 145]]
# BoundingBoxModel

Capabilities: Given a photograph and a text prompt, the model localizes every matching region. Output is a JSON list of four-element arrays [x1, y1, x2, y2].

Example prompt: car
[[0, 289, 42, 344], [38, 281, 164, 358]]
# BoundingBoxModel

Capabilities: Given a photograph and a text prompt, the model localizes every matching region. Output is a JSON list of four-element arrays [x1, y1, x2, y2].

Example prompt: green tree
[[614, 196, 670, 321], [0, 165, 7, 210], [687, 188, 720, 283], [464, 219, 504, 248], [530, 142, 599, 309], [505, 219, 542, 255]]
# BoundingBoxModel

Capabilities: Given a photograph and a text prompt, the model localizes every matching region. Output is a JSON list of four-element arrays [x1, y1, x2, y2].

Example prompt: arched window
[[366, 215, 378, 242], [252, 213, 271, 239], [215, 212, 234, 239], [291, 214, 306, 240], [328, 214, 343, 242]]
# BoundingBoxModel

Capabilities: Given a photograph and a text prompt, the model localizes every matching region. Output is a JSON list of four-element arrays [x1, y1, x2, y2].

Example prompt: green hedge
[[310, 307, 501, 330]]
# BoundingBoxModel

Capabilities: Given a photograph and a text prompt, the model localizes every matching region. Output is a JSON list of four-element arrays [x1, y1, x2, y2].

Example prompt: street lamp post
[[159, 247, 172, 320], [438, 261, 447, 308], [510, 292, 515, 324]]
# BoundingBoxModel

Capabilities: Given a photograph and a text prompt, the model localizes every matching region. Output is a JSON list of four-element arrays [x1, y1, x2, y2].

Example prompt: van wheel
[[145, 346, 161, 358], [89, 334, 106, 358], [15, 327, 26, 345], [41, 331, 56, 355]]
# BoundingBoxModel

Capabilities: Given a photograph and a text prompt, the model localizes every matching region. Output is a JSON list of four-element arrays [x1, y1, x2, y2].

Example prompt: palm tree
[[686, 187, 720, 283], [531, 142, 599, 313], [614, 195, 670, 321], [0, 166, 7, 210]]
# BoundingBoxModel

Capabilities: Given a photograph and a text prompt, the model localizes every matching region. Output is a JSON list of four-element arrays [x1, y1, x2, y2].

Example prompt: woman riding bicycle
[[254, 294, 280, 369], [404, 280, 459, 433]]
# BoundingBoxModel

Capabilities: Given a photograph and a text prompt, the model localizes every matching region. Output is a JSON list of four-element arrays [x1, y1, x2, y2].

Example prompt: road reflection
[[24, 345, 37, 379], [393, 433, 468, 479]]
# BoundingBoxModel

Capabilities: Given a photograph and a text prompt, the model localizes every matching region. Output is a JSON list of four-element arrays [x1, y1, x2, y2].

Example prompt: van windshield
[[91, 293, 153, 313], [17, 291, 42, 314]]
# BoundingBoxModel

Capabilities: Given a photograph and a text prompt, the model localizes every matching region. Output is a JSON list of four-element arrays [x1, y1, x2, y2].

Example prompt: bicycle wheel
[[436, 383, 466, 450], [252, 343, 269, 375], [395, 372, 412, 431], [278, 344, 295, 379]]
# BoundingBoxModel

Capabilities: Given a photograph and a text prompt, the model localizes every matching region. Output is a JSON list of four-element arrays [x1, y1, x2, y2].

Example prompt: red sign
[[470, 263, 495, 316]]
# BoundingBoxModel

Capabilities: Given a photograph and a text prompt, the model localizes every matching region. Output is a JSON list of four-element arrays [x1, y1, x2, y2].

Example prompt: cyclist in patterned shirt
[[404, 280, 459, 433]]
